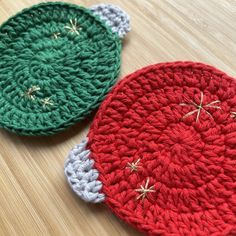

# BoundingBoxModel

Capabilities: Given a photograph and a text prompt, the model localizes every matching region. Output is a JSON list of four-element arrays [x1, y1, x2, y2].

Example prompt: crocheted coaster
[[65, 62, 236, 235], [0, 2, 130, 135]]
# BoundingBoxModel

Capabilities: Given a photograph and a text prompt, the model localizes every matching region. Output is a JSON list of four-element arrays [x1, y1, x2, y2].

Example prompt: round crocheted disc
[[0, 2, 121, 135], [86, 62, 236, 235]]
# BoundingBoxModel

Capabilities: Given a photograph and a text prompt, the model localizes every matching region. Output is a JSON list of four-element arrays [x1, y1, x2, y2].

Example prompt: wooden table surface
[[0, 0, 235, 235]]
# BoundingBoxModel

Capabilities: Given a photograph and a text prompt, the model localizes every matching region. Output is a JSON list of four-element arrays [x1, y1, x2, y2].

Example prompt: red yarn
[[88, 61, 236, 235]]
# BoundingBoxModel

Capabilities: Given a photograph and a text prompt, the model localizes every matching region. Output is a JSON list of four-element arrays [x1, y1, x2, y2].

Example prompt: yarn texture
[[65, 62, 236, 235], [65, 138, 105, 203], [90, 4, 131, 38], [0, 2, 127, 136]]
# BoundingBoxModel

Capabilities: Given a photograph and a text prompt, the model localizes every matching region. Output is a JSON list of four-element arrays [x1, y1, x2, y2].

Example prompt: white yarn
[[64, 138, 105, 203], [90, 3, 131, 38]]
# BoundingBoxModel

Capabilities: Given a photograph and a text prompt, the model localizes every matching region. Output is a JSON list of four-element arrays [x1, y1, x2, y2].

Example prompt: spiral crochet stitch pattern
[[0, 2, 130, 136], [65, 62, 236, 235]]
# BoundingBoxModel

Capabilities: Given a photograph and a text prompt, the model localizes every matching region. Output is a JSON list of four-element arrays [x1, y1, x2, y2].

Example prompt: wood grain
[[0, 0, 235, 235]]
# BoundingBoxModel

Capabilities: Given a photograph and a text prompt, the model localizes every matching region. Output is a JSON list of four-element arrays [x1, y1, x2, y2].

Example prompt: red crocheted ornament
[[66, 62, 236, 236]]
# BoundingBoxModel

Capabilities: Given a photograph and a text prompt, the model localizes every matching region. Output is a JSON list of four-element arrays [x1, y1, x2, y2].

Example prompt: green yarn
[[0, 2, 121, 136]]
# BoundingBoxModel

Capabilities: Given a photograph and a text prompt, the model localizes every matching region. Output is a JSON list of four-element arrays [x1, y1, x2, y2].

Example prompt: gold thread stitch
[[180, 92, 221, 122], [126, 159, 140, 172], [64, 19, 81, 35], [41, 97, 54, 108], [135, 178, 155, 201], [51, 32, 61, 39], [230, 112, 236, 119], [22, 86, 40, 100]]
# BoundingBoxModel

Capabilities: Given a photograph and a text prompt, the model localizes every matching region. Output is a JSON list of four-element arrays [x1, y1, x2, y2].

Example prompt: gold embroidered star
[[64, 19, 81, 35], [126, 159, 140, 172], [41, 97, 54, 108], [180, 92, 221, 122], [22, 86, 40, 100], [51, 32, 61, 39], [231, 111, 236, 119], [135, 178, 155, 201]]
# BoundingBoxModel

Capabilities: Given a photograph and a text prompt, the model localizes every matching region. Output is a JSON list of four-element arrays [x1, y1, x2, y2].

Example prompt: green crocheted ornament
[[0, 2, 130, 136]]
